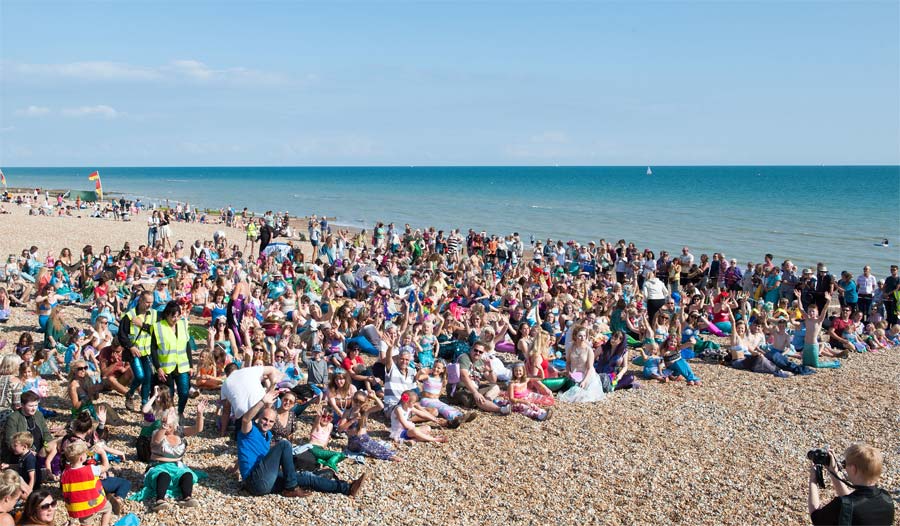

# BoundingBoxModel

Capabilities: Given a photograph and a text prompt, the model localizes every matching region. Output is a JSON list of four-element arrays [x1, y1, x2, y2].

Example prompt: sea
[[4, 166, 899, 275]]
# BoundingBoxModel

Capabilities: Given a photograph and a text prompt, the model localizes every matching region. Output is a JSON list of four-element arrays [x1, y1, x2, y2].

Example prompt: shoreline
[[5, 167, 898, 275]]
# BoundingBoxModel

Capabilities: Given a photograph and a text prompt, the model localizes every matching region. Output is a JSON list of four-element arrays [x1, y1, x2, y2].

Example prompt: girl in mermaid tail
[[338, 391, 402, 462], [661, 336, 701, 386], [500, 363, 553, 421]]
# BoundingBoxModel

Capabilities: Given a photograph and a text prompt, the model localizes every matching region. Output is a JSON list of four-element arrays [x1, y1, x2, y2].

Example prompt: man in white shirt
[[856, 266, 878, 322], [219, 365, 284, 436]]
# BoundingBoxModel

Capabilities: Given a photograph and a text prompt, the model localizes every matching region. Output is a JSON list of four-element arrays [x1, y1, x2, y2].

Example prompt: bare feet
[[348, 472, 368, 498]]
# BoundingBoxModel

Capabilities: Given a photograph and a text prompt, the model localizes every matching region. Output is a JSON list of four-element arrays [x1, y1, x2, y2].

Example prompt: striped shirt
[[383, 361, 417, 414], [447, 235, 461, 254]]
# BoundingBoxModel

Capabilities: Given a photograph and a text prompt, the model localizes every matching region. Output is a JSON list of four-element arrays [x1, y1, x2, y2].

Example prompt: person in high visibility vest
[[119, 290, 157, 411], [244, 219, 259, 258], [151, 301, 193, 417]]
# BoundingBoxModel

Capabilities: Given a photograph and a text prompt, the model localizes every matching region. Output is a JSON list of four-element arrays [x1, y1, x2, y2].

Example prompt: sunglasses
[[40, 500, 57, 510], [76, 366, 88, 371]]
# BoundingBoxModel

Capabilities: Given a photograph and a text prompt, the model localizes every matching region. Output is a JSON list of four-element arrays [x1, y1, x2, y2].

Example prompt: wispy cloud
[[14, 105, 51, 117], [14, 61, 160, 81], [10, 59, 289, 86], [61, 105, 120, 119]]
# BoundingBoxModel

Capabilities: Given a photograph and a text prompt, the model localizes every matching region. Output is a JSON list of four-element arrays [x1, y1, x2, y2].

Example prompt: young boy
[[60, 441, 113, 526], [0, 432, 39, 492], [802, 292, 841, 369]]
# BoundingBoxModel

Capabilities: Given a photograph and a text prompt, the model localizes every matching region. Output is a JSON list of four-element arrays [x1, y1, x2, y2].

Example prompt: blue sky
[[1, 1, 898, 166]]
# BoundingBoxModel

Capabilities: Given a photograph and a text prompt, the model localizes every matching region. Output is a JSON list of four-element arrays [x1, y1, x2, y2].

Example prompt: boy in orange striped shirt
[[60, 441, 112, 526]]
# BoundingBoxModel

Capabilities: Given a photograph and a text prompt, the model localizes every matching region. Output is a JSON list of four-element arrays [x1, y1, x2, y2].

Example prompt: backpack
[[134, 435, 151, 463]]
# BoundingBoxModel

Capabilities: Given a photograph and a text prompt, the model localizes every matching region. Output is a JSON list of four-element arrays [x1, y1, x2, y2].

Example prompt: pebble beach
[[0, 205, 897, 525]]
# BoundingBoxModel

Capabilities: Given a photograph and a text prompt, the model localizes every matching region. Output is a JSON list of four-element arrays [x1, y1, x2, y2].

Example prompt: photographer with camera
[[807, 443, 894, 525]]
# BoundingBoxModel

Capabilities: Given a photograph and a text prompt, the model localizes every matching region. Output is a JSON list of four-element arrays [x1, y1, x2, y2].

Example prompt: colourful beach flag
[[94, 178, 103, 200], [88, 171, 100, 181], [0, 168, 6, 187]]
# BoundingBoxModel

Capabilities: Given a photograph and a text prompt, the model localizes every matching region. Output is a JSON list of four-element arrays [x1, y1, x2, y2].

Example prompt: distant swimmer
[[875, 238, 889, 247]]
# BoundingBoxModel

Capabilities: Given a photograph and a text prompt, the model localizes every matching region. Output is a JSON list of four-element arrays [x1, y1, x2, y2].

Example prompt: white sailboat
[[646, 166, 652, 176]]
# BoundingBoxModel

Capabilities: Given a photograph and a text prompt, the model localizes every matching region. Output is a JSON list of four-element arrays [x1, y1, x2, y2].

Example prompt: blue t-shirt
[[236, 423, 271, 480], [841, 280, 858, 304]]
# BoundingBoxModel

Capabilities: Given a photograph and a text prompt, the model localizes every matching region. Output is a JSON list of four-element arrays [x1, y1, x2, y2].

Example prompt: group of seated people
[[0, 210, 895, 525]]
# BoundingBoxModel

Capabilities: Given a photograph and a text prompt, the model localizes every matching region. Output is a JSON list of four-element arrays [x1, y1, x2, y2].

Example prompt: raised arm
[[184, 400, 207, 437], [817, 292, 831, 325], [240, 388, 278, 435]]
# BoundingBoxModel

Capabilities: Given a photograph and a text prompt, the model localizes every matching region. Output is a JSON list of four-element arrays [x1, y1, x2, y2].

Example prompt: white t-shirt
[[220, 366, 267, 419], [856, 274, 877, 295], [390, 406, 411, 440]]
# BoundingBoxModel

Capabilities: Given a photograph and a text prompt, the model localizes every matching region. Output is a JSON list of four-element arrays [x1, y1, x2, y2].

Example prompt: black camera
[[807, 448, 832, 488], [807, 448, 831, 466]]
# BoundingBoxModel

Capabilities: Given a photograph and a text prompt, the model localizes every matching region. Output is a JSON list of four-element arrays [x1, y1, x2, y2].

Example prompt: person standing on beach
[[147, 211, 159, 247], [158, 212, 173, 250], [309, 224, 320, 261], [813, 263, 835, 312], [151, 301, 193, 417], [244, 220, 259, 259], [856, 266, 877, 322], [447, 229, 461, 264], [641, 271, 669, 321], [258, 218, 273, 256], [120, 291, 157, 412], [679, 247, 694, 289], [883, 265, 900, 326]]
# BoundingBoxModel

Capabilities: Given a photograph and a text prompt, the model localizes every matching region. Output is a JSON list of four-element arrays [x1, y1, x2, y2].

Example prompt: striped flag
[[88, 171, 100, 181], [94, 179, 103, 200], [0, 168, 6, 187]]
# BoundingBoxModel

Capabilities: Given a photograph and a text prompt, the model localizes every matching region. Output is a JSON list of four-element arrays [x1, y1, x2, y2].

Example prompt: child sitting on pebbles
[[499, 363, 553, 421], [389, 390, 448, 445]]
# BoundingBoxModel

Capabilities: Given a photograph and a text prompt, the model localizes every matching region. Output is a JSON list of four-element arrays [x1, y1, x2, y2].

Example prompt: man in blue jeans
[[237, 388, 367, 498]]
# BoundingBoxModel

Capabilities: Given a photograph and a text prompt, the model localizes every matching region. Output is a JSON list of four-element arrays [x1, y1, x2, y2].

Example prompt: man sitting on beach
[[237, 388, 366, 498], [452, 340, 510, 415]]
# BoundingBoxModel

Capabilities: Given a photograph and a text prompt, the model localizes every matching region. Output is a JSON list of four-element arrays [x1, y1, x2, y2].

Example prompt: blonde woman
[[0, 469, 26, 526], [67, 359, 101, 419], [89, 314, 114, 350], [0, 354, 23, 414]]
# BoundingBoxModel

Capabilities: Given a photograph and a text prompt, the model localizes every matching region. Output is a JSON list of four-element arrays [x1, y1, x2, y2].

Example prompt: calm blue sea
[[4, 166, 899, 274]]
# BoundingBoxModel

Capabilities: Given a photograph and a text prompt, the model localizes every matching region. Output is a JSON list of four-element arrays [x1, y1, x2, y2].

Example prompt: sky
[[1, 1, 898, 166]]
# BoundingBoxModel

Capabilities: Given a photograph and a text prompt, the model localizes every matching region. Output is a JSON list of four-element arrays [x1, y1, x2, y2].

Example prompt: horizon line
[[3, 163, 900, 169]]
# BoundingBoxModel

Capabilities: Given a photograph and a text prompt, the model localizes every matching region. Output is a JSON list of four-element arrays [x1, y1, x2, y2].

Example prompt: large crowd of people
[[0, 192, 897, 525]]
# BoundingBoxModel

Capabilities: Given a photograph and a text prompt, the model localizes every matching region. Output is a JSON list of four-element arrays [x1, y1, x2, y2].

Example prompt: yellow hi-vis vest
[[247, 222, 258, 237], [154, 319, 190, 374], [124, 308, 157, 357]]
